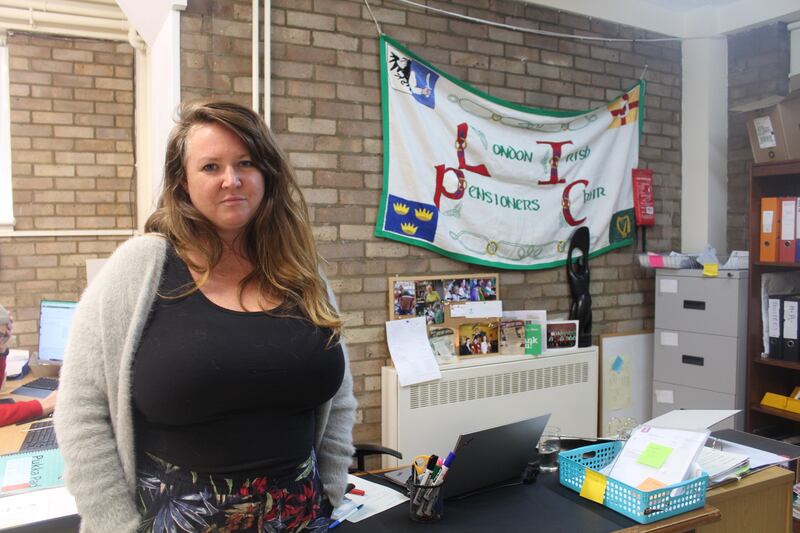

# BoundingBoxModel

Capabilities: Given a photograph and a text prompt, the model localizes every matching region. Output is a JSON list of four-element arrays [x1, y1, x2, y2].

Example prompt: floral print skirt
[[135, 450, 332, 533]]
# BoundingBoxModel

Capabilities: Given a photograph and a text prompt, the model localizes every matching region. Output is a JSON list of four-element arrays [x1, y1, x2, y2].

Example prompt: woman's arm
[[0, 401, 42, 427], [53, 238, 166, 533], [315, 279, 358, 507], [54, 299, 141, 532]]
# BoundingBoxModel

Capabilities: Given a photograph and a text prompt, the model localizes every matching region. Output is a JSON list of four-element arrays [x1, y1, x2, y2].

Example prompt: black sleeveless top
[[132, 247, 345, 474]]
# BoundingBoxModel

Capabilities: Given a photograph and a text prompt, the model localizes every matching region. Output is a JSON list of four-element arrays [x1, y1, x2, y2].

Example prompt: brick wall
[[727, 23, 790, 252], [182, 0, 682, 443], [0, 33, 134, 355], [8, 34, 135, 231], [181, 0, 256, 106]]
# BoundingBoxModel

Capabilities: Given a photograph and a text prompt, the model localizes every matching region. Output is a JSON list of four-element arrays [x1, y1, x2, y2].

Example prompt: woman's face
[[184, 122, 265, 242]]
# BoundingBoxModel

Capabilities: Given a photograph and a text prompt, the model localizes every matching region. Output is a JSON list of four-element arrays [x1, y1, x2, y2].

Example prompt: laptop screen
[[38, 300, 77, 364]]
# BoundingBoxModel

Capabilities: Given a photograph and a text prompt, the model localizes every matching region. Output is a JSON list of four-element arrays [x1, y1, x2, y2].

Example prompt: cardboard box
[[744, 93, 800, 163]]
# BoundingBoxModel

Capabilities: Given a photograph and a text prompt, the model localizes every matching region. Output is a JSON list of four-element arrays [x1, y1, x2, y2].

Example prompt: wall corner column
[[681, 36, 729, 254]]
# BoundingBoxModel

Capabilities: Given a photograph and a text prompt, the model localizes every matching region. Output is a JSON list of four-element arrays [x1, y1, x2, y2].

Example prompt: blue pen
[[328, 503, 364, 529]]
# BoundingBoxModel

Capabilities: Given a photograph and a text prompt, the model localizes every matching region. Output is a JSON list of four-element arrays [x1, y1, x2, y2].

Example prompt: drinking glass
[[538, 426, 561, 473]]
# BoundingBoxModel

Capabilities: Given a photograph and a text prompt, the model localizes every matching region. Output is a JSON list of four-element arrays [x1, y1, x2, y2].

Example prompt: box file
[[780, 198, 797, 263], [760, 197, 780, 262], [783, 295, 800, 361], [768, 294, 783, 358]]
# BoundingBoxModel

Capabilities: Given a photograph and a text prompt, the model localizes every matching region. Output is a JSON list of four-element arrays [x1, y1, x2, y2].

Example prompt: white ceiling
[[640, 0, 739, 10], [525, 0, 800, 37]]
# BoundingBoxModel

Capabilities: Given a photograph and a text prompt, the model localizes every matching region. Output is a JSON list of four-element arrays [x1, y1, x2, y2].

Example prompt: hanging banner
[[375, 35, 643, 270]]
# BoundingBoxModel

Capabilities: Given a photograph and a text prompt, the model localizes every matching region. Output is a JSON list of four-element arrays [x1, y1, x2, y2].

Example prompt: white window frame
[[0, 30, 13, 231]]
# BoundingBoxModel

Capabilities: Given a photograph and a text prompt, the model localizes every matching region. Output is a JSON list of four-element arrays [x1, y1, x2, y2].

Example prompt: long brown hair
[[145, 100, 341, 335]]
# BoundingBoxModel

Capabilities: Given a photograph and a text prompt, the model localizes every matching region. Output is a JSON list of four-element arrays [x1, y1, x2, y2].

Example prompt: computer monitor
[[37, 300, 77, 364]]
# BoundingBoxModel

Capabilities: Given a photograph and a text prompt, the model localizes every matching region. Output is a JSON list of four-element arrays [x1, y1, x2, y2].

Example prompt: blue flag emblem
[[384, 195, 438, 243]]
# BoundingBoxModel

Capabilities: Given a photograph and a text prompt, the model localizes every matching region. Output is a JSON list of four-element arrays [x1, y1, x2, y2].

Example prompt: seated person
[[0, 313, 58, 426]]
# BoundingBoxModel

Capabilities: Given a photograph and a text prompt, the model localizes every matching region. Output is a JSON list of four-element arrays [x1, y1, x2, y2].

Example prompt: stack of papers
[[606, 425, 709, 491], [332, 474, 408, 523], [698, 447, 749, 483]]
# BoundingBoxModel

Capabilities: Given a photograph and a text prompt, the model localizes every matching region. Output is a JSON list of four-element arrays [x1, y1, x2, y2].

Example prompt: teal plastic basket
[[559, 442, 708, 524]]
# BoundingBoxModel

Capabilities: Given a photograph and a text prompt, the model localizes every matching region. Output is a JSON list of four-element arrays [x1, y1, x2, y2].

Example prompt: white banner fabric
[[375, 36, 642, 270]]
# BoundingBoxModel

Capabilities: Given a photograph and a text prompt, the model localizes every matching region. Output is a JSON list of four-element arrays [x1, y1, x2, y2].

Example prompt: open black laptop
[[439, 413, 550, 500], [384, 414, 551, 498]]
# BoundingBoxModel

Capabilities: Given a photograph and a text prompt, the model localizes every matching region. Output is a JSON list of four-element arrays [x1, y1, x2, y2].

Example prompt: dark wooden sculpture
[[567, 226, 592, 347]]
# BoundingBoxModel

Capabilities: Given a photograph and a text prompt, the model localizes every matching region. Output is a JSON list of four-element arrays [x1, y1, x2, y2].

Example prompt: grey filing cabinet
[[652, 269, 748, 430]]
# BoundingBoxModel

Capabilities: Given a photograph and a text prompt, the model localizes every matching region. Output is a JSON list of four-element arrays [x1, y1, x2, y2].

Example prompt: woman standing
[[54, 101, 356, 533]]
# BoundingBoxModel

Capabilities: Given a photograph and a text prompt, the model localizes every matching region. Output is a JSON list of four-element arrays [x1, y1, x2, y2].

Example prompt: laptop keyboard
[[20, 420, 58, 451], [22, 377, 59, 391]]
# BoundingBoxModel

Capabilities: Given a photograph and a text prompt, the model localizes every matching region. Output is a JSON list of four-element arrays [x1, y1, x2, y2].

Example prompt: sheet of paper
[[336, 474, 409, 523], [715, 439, 790, 470], [603, 353, 632, 411], [659, 278, 677, 294], [608, 425, 708, 488], [4, 349, 30, 378], [450, 300, 503, 318], [646, 409, 740, 430], [385, 317, 441, 387], [2, 457, 32, 492], [654, 389, 674, 404], [503, 310, 546, 324], [660, 331, 678, 346], [754, 116, 776, 148], [0, 486, 77, 529]]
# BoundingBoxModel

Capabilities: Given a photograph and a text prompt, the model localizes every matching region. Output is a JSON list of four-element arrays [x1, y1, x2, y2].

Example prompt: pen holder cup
[[408, 480, 444, 522]]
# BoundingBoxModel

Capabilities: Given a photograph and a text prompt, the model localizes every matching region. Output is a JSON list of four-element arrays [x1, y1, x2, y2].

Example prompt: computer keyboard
[[20, 420, 58, 451], [22, 377, 59, 391]]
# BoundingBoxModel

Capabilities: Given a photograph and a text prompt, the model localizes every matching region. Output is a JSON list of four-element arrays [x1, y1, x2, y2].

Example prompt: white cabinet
[[652, 269, 748, 430]]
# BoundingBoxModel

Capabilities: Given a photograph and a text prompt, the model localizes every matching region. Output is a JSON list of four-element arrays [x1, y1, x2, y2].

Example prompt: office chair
[[351, 443, 402, 473]]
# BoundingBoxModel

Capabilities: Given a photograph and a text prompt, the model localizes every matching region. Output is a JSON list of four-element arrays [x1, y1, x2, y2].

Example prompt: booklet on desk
[[0, 448, 64, 496], [697, 447, 749, 484]]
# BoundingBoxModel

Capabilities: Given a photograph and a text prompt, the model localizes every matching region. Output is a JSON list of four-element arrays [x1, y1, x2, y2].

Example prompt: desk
[[0, 367, 57, 455], [344, 471, 721, 532], [0, 368, 78, 533], [700, 466, 793, 533]]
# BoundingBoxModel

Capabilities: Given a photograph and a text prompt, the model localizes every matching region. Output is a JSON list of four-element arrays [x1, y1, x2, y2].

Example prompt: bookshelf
[[746, 159, 800, 436]]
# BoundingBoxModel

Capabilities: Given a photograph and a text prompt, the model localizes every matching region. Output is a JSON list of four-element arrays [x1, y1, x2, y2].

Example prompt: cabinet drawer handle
[[682, 355, 704, 366], [683, 300, 706, 310]]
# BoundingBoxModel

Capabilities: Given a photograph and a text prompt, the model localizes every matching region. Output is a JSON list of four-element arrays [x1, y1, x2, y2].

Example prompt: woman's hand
[[39, 390, 58, 416]]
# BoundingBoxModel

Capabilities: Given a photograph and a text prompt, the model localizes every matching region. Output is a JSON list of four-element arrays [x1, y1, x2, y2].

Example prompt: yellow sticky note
[[637, 442, 673, 469], [580, 469, 607, 504], [702, 263, 718, 277]]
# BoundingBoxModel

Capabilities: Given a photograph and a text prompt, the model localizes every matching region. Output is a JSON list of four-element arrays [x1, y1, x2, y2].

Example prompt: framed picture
[[456, 321, 500, 356], [546, 320, 579, 350], [388, 273, 500, 322]]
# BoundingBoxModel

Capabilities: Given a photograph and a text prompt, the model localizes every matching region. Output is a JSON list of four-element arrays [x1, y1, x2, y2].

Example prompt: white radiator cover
[[381, 347, 599, 468]]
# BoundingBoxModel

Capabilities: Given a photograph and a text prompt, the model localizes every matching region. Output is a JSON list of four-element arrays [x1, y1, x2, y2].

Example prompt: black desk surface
[[341, 470, 637, 533]]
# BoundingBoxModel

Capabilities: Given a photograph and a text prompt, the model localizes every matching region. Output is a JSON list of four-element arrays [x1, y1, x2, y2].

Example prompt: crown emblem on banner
[[400, 222, 418, 235], [393, 202, 409, 215], [414, 208, 433, 221]]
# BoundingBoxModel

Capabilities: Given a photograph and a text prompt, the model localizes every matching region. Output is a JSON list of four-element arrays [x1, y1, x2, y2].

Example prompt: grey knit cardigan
[[53, 235, 357, 532]]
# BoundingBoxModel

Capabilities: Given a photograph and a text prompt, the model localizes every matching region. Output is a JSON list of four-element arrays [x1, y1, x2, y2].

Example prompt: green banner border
[[375, 35, 640, 271]]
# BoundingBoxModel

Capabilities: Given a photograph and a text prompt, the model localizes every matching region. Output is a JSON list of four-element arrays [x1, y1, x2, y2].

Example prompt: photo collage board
[[389, 273, 501, 362], [389, 274, 582, 364]]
